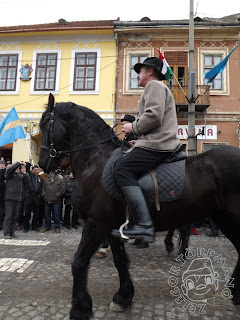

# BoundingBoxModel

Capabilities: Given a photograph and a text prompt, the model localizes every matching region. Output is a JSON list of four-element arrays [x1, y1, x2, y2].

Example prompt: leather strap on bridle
[[41, 112, 122, 158], [149, 170, 160, 211]]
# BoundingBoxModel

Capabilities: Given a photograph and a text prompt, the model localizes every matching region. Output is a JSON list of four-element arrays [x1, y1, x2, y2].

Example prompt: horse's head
[[39, 93, 70, 173]]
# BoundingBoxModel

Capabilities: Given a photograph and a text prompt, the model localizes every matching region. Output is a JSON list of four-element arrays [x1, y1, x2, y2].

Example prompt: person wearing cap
[[3, 162, 28, 239], [112, 57, 180, 243], [120, 114, 136, 151]]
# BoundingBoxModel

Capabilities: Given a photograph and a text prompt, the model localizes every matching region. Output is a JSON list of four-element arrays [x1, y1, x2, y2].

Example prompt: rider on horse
[[111, 57, 181, 243]]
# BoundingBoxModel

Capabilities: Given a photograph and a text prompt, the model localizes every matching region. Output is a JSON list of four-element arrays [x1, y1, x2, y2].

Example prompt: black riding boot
[[111, 186, 155, 243]]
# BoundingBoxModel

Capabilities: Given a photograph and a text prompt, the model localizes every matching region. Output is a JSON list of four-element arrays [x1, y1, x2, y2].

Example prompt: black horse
[[39, 94, 240, 320]]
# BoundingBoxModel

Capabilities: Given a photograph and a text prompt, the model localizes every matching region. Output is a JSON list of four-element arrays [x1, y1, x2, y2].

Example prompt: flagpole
[[25, 138, 35, 166], [172, 73, 189, 103]]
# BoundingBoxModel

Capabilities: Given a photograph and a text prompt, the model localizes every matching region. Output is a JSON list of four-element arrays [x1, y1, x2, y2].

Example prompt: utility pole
[[188, 0, 196, 156]]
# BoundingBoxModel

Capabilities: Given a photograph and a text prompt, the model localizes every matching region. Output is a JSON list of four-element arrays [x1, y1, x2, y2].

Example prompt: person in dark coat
[[63, 172, 78, 229], [3, 162, 27, 239], [23, 165, 44, 232], [0, 160, 6, 231], [120, 114, 136, 151]]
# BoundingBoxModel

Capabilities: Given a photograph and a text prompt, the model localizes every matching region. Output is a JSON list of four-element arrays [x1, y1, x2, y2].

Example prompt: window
[[199, 48, 229, 95], [204, 55, 222, 90], [31, 50, 61, 95], [130, 55, 148, 89], [73, 52, 97, 91], [123, 48, 153, 94], [165, 51, 188, 88], [34, 53, 57, 91], [0, 54, 18, 91], [69, 49, 100, 95]]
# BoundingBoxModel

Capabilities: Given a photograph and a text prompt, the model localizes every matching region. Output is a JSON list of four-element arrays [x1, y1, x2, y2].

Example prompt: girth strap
[[149, 170, 160, 211]]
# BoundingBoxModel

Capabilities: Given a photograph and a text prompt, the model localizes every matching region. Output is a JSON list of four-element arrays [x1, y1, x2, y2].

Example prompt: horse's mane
[[40, 101, 110, 131], [58, 102, 105, 122]]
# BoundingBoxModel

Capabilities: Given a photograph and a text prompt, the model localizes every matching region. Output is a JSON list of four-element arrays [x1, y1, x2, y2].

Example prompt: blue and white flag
[[0, 107, 26, 147], [205, 45, 237, 84]]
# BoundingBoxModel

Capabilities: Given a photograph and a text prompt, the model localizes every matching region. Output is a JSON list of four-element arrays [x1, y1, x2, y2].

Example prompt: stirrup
[[119, 217, 130, 240]]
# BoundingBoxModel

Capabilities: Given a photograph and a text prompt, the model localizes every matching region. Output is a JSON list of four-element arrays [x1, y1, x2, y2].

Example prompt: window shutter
[[177, 52, 187, 64], [164, 52, 177, 64], [164, 52, 187, 65]]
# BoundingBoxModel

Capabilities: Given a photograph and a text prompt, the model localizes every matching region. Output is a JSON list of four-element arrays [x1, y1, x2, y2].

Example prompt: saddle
[[102, 146, 186, 208]]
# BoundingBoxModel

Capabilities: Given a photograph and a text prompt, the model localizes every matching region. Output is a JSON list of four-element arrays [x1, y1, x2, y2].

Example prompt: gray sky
[[0, 0, 239, 26]]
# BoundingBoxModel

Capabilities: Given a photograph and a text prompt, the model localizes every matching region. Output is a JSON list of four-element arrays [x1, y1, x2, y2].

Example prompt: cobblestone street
[[0, 226, 240, 320]]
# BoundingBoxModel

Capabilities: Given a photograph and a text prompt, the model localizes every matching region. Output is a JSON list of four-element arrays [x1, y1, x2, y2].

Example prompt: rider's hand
[[122, 123, 132, 134], [129, 140, 136, 146]]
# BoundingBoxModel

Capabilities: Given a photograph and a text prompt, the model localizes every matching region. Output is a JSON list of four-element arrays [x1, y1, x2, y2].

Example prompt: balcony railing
[[168, 85, 210, 109]]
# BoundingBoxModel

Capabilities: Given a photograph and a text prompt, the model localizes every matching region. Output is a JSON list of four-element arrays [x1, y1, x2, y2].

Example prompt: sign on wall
[[177, 125, 217, 140]]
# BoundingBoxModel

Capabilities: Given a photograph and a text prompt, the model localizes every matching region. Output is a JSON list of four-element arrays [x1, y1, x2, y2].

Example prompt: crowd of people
[[0, 157, 79, 239]]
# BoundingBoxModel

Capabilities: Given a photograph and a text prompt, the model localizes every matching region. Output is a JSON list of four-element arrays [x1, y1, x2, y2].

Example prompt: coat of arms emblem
[[19, 64, 33, 80]]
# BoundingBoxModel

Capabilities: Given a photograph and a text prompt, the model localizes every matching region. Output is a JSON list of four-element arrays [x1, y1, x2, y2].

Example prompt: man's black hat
[[121, 114, 135, 123], [134, 57, 166, 80]]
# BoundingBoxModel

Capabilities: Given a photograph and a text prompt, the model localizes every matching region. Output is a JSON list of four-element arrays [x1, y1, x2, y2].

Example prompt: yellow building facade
[[0, 20, 116, 165]]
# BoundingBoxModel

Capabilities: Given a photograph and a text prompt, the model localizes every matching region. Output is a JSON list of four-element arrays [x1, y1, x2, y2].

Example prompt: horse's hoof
[[166, 246, 174, 254], [233, 298, 240, 305], [109, 301, 125, 312], [98, 248, 108, 254], [95, 252, 106, 259]]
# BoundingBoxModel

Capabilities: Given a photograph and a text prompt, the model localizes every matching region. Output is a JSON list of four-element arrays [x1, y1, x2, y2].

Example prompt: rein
[[42, 112, 122, 159]]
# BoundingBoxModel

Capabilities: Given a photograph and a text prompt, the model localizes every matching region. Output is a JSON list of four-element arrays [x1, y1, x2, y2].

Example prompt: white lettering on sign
[[177, 125, 217, 140]]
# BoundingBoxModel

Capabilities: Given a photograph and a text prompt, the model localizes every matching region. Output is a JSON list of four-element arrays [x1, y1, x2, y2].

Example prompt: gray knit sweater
[[132, 80, 180, 151]]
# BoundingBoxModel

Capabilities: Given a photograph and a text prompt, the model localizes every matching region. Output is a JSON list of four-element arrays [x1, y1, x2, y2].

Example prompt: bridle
[[41, 111, 122, 160]]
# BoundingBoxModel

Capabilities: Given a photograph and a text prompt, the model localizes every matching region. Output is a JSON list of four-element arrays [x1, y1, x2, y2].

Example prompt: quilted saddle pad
[[101, 148, 185, 203]]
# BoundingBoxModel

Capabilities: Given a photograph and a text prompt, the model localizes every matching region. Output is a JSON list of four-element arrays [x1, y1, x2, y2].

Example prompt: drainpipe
[[239, 120, 240, 148], [114, 30, 119, 129]]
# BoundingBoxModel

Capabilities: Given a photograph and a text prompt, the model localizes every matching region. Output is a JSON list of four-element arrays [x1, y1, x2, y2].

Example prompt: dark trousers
[[113, 147, 172, 189], [38, 198, 45, 227], [24, 195, 42, 230], [63, 205, 78, 227], [0, 200, 5, 229], [3, 200, 21, 236], [17, 201, 24, 226], [209, 217, 219, 235]]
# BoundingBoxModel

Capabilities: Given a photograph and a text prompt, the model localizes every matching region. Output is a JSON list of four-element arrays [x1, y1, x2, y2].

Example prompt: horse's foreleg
[[210, 208, 240, 305], [164, 228, 175, 254], [70, 219, 103, 320], [178, 224, 191, 256], [109, 236, 134, 311], [231, 252, 240, 305]]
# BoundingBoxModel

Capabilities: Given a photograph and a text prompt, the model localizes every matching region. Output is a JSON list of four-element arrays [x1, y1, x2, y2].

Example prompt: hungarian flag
[[158, 49, 173, 81]]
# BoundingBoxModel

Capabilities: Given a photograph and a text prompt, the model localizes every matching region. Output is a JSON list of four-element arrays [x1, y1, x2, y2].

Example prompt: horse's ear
[[48, 93, 55, 112]]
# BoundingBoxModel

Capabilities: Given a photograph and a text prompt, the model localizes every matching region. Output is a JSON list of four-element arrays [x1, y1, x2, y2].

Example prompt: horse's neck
[[65, 107, 119, 176], [71, 143, 117, 180], [69, 115, 112, 147]]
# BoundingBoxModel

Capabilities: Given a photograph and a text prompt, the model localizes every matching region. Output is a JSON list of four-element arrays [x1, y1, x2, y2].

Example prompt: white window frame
[[198, 48, 229, 95], [0, 50, 22, 95], [69, 49, 101, 95], [123, 48, 154, 95], [30, 50, 61, 95]]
